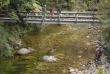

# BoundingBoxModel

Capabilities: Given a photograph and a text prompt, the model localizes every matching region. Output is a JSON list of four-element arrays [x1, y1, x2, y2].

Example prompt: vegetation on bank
[[101, 2, 110, 61], [0, 23, 40, 56]]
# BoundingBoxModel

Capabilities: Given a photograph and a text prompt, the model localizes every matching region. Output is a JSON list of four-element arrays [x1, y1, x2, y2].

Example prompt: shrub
[[0, 25, 13, 56]]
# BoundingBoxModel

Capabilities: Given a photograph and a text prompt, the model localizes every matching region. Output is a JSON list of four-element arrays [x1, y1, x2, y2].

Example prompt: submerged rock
[[86, 36, 90, 38], [18, 47, 34, 55], [28, 47, 34, 51], [77, 56, 82, 58], [69, 67, 75, 72], [69, 67, 79, 74], [49, 49, 56, 53], [42, 56, 57, 62], [18, 48, 30, 55]]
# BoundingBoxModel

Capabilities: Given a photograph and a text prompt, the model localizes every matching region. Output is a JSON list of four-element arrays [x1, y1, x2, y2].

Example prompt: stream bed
[[0, 24, 96, 74]]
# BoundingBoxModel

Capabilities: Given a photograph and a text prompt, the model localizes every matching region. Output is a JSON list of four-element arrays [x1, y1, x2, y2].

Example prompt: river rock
[[69, 67, 75, 72], [42, 56, 57, 62], [49, 49, 56, 53], [18, 48, 30, 55], [28, 47, 34, 51], [88, 27, 91, 29], [77, 56, 81, 58], [86, 36, 90, 38]]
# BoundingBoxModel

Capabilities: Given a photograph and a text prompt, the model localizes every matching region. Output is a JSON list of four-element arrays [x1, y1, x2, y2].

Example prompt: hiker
[[95, 60, 102, 68], [96, 49, 102, 60], [57, 7, 62, 21], [34, 7, 37, 16], [50, 8, 54, 20], [57, 7, 61, 13], [52, 8, 54, 15], [50, 8, 54, 15], [42, 5, 46, 20]]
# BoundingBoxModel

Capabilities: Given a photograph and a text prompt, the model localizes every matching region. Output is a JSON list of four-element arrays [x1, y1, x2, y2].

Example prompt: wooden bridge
[[0, 11, 102, 25]]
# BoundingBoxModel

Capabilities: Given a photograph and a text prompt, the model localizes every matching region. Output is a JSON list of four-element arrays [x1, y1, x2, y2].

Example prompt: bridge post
[[75, 11, 78, 23], [26, 13, 28, 21], [57, 12, 60, 22], [92, 12, 95, 26]]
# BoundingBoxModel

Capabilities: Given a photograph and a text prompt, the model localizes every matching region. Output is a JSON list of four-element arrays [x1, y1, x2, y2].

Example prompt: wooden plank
[[21, 15, 98, 19], [18, 11, 101, 15]]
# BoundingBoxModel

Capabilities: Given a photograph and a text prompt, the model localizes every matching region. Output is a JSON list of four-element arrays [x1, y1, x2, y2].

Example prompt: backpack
[[97, 50, 102, 57], [99, 50, 102, 56]]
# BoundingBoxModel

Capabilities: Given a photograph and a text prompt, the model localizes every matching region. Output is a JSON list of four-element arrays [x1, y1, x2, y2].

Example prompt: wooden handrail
[[0, 11, 105, 25]]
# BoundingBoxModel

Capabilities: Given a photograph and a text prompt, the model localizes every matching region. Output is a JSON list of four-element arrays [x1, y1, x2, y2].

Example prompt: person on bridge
[[50, 8, 54, 15], [50, 8, 54, 20], [42, 5, 46, 21], [57, 7, 62, 21], [34, 7, 37, 16], [57, 7, 61, 13]]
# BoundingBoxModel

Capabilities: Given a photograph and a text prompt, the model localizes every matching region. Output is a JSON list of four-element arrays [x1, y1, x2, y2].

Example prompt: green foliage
[[101, 1, 110, 42], [0, 23, 40, 57], [96, 67, 110, 74], [0, 0, 10, 9], [105, 47, 110, 60], [0, 25, 13, 57], [102, 25, 110, 42], [9, 11, 19, 20], [36, 0, 108, 11], [0, 0, 42, 20]]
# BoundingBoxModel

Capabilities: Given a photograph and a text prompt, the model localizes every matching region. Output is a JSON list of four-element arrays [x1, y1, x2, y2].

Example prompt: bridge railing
[[0, 11, 102, 24]]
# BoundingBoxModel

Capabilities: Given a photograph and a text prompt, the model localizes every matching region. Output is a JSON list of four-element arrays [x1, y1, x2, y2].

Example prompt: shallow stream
[[0, 24, 96, 74]]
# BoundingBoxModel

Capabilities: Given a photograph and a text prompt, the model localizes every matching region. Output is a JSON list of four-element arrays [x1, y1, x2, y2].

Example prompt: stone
[[18, 48, 30, 55], [74, 69, 78, 72], [42, 56, 57, 62], [77, 71, 82, 74], [49, 49, 56, 53], [88, 27, 91, 29], [77, 56, 81, 58], [70, 72, 76, 74], [69, 67, 75, 72], [28, 47, 34, 51], [87, 36, 90, 38], [103, 45, 108, 49], [94, 27, 98, 30]]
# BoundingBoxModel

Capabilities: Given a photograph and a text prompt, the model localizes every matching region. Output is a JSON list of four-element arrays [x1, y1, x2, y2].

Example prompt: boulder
[[18, 48, 30, 55], [42, 56, 57, 62]]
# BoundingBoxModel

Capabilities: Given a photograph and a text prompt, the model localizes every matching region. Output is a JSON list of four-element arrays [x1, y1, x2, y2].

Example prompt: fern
[[0, 26, 13, 56]]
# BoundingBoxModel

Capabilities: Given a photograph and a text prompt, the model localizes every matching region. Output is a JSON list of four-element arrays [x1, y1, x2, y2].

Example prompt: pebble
[[87, 36, 90, 38]]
